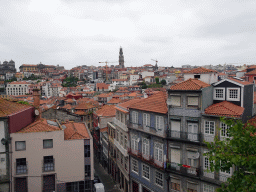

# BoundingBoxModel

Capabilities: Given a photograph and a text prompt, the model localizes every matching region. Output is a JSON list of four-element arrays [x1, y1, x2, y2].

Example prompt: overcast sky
[[1, 0, 256, 69]]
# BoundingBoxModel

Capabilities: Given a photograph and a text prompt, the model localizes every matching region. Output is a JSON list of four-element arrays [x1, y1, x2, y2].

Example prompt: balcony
[[128, 122, 165, 137], [114, 139, 128, 157], [113, 117, 128, 132], [42, 157, 55, 172], [167, 130, 202, 143], [166, 162, 200, 178]]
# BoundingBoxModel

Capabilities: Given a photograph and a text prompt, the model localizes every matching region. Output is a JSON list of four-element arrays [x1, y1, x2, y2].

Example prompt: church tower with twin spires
[[119, 47, 124, 68]]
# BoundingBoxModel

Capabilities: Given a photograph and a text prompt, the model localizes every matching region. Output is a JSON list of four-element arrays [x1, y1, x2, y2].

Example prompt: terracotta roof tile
[[17, 119, 61, 133], [107, 98, 122, 104], [95, 105, 116, 117], [228, 78, 252, 85], [96, 83, 110, 89], [245, 69, 256, 75], [0, 98, 32, 117], [63, 122, 90, 140], [184, 67, 217, 74], [170, 78, 210, 90], [129, 92, 168, 114], [204, 101, 244, 118]]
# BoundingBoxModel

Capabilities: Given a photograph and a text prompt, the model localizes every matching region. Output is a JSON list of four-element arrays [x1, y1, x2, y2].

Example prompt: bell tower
[[119, 47, 124, 68]]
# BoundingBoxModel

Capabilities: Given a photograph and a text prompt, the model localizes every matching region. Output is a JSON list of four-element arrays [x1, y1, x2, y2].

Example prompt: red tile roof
[[95, 105, 116, 117], [96, 83, 109, 89], [63, 122, 90, 140], [129, 92, 168, 114], [228, 78, 252, 85], [184, 67, 217, 74], [170, 78, 210, 90], [107, 98, 122, 104], [204, 101, 244, 118], [0, 98, 32, 117], [17, 119, 61, 133], [245, 69, 256, 75]]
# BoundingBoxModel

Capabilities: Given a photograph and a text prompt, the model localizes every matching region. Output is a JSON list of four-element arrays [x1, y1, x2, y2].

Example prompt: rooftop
[[184, 67, 217, 74], [204, 101, 244, 118], [95, 105, 116, 117], [64, 122, 90, 140], [170, 78, 210, 91]]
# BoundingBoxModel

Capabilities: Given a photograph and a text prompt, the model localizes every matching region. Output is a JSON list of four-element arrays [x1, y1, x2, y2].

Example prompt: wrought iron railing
[[166, 130, 202, 143]]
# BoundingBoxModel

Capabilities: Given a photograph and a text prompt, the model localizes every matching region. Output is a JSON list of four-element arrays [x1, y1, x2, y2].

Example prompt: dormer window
[[214, 88, 225, 100], [194, 75, 200, 79], [227, 88, 240, 101]]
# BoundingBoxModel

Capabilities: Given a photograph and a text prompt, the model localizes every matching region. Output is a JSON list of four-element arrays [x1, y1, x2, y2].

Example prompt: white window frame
[[155, 116, 164, 131], [132, 111, 138, 124], [131, 158, 138, 174], [154, 142, 163, 162], [203, 184, 214, 192], [155, 170, 164, 187], [220, 161, 232, 175], [220, 122, 230, 137], [15, 141, 26, 151], [142, 163, 150, 180], [204, 121, 215, 135], [227, 88, 240, 101], [214, 88, 225, 100], [142, 138, 150, 157], [131, 135, 139, 151], [143, 113, 150, 127]]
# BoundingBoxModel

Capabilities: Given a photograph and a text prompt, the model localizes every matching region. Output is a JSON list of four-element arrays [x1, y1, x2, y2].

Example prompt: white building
[[141, 71, 154, 79], [6, 81, 31, 96], [184, 67, 218, 84], [129, 75, 140, 85]]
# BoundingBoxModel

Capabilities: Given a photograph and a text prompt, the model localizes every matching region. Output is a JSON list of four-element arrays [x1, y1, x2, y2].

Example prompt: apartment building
[[6, 81, 31, 96], [166, 77, 254, 191], [128, 92, 169, 192], [107, 99, 141, 192], [10, 120, 93, 192], [0, 98, 35, 192]]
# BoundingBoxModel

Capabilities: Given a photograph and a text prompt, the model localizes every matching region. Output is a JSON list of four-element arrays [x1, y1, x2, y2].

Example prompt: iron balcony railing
[[166, 162, 201, 177], [166, 130, 202, 143], [42, 158, 55, 172], [16, 162, 28, 175], [128, 122, 165, 137]]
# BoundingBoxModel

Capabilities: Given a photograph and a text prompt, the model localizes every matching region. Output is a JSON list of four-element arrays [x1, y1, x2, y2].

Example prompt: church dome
[[9, 60, 15, 63]]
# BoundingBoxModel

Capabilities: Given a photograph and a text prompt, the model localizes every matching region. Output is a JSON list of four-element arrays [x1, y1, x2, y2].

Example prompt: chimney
[[33, 89, 41, 119]]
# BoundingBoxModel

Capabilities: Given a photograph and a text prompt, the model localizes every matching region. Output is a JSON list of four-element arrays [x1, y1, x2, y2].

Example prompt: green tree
[[204, 117, 256, 192], [161, 79, 166, 85], [155, 77, 159, 84]]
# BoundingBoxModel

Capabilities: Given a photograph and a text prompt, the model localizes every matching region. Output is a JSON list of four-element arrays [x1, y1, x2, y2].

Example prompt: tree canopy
[[204, 117, 256, 192], [62, 76, 78, 87]]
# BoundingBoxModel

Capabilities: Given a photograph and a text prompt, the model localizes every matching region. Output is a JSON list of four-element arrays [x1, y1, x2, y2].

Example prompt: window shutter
[[143, 113, 146, 126], [170, 96, 181, 106], [132, 112, 135, 123], [147, 114, 150, 126], [160, 116, 164, 130], [156, 116, 159, 129], [171, 121, 180, 132], [171, 148, 180, 164], [188, 97, 199, 106]]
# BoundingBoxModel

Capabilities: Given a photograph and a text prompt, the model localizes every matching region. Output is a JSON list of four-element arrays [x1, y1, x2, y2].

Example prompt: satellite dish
[[35, 109, 39, 116]]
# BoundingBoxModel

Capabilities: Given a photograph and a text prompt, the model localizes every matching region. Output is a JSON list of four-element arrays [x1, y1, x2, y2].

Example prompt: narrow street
[[94, 157, 121, 192]]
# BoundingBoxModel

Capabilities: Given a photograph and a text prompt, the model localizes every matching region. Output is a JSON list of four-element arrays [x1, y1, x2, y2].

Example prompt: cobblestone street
[[94, 158, 121, 192]]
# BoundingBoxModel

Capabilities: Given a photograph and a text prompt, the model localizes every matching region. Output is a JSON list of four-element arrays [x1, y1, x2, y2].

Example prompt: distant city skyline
[[1, 0, 256, 70]]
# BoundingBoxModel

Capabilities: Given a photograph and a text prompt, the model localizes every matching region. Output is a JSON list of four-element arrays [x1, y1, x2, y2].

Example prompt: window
[[154, 142, 163, 162], [171, 148, 180, 164], [16, 158, 27, 174], [84, 145, 90, 157], [171, 178, 180, 191], [120, 132, 124, 146], [170, 95, 181, 106], [131, 159, 138, 173], [142, 138, 150, 158], [155, 116, 164, 131], [84, 165, 91, 177], [203, 184, 214, 192], [155, 171, 163, 187], [204, 157, 209, 169], [124, 136, 127, 149], [131, 135, 139, 151], [170, 120, 181, 138], [187, 96, 199, 107], [15, 141, 26, 151], [125, 157, 128, 171], [15, 177, 27, 192], [187, 151, 198, 167], [116, 130, 119, 142], [194, 75, 200, 79], [43, 156, 54, 172], [214, 88, 225, 100], [132, 111, 138, 124], [220, 161, 231, 175], [143, 113, 150, 127], [43, 139, 53, 149], [142, 164, 150, 180], [43, 175, 55, 192], [204, 121, 215, 135], [220, 122, 230, 137], [227, 88, 240, 101]]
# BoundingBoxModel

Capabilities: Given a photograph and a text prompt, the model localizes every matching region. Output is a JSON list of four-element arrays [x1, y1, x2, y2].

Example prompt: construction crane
[[99, 61, 118, 81], [151, 59, 158, 66]]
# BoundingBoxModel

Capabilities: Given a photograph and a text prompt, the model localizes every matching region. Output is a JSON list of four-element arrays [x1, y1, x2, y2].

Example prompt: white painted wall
[[141, 71, 154, 78], [130, 75, 140, 85], [184, 73, 218, 84]]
